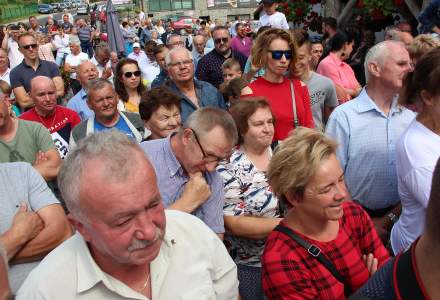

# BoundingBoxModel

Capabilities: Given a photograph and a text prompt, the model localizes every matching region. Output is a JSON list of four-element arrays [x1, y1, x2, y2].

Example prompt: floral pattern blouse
[[217, 147, 280, 267]]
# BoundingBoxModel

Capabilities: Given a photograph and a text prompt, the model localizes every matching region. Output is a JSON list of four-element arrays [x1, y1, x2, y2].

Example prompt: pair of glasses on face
[[190, 128, 231, 164], [269, 50, 293, 60], [21, 43, 38, 50], [214, 37, 229, 44], [123, 70, 141, 78], [168, 59, 193, 68]]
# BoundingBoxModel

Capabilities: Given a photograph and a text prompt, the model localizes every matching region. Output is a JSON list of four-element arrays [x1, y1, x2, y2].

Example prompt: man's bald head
[[193, 35, 206, 55], [30, 76, 55, 94], [77, 61, 99, 87], [30, 76, 57, 116]]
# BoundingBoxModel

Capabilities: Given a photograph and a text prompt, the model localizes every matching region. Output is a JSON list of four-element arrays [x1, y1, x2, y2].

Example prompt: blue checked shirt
[[326, 88, 415, 210], [140, 135, 225, 233]]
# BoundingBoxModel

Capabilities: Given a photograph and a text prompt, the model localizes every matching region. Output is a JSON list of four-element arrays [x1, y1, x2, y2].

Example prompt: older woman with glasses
[[241, 28, 314, 143], [114, 58, 147, 113], [262, 127, 389, 299], [217, 98, 282, 300]]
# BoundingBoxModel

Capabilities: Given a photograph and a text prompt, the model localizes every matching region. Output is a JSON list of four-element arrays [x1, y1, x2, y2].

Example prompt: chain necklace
[[138, 272, 151, 293], [36, 107, 57, 131]]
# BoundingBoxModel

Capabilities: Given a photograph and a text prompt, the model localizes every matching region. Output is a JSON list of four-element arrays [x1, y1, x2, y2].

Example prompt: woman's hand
[[363, 253, 378, 276]]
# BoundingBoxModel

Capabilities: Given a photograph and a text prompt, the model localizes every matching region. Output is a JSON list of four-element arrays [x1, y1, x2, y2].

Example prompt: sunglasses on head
[[214, 37, 229, 44], [124, 70, 141, 78], [268, 50, 293, 60], [21, 43, 38, 50]]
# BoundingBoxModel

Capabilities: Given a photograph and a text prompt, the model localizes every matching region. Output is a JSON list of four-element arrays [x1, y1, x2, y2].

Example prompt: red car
[[171, 18, 197, 30]]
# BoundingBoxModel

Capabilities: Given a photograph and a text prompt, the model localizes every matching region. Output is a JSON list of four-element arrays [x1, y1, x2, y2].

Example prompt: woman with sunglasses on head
[[217, 98, 282, 300], [241, 28, 314, 143], [316, 30, 362, 104], [114, 58, 147, 113]]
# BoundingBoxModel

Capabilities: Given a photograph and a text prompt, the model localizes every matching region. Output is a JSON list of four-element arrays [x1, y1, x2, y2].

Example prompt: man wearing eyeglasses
[[9, 33, 64, 110], [69, 78, 145, 147], [141, 107, 238, 238], [165, 47, 226, 122], [196, 26, 247, 89]]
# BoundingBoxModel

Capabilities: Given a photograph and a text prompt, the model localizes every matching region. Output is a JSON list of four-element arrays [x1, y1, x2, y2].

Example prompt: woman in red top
[[241, 28, 314, 142], [263, 127, 390, 299]]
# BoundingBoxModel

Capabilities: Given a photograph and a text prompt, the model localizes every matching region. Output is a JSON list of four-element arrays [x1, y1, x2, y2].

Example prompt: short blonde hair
[[407, 34, 440, 61], [251, 28, 297, 69], [268, 127, 338, 198]]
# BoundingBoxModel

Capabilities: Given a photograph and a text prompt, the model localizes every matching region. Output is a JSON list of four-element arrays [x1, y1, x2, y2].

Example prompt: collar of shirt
[[328, 52, 345, 67], [163, 134, 185, 177], [79, 88, 87, 100], [22, 59, 42, 69], [0, 68, 10, 77], [74, 230, 174, 298], [355, 88, 403, 116]]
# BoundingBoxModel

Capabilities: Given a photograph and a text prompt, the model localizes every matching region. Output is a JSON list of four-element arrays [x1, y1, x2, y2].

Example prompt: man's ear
[[181, 128, 193, 146], [68, 214, 92, 242]]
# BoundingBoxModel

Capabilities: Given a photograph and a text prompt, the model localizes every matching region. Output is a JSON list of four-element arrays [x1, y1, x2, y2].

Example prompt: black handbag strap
[[393, 244, 426, 300], [274, 224, 352, 296]]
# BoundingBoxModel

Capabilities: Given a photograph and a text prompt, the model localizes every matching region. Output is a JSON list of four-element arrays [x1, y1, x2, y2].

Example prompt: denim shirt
[[166, 79, 226, 122]]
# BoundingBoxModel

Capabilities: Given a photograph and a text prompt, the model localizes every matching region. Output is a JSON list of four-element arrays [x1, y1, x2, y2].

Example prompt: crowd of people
[[1, 0, 440, 298]]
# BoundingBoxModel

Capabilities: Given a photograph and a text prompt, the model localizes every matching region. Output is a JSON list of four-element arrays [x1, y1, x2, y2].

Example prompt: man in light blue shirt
[[326, 41, 415, 238], [140, 107, 238, 237], [67, 61, 98, 121]]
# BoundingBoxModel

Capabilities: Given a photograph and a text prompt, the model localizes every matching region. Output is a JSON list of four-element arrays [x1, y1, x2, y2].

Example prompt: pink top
[[316, 52, 359, 103]]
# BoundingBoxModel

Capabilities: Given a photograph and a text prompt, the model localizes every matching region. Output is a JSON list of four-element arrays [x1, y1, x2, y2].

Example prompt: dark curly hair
[[114, 58, 147, 103]]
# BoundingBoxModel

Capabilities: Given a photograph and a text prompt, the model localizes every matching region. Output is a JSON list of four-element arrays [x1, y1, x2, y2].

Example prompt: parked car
[[51, 2, 61, 11], [38, 4, 54, 14], [58, 2, 68, 10], [171, 17, 197, 30], [77, 4, 88, 15]]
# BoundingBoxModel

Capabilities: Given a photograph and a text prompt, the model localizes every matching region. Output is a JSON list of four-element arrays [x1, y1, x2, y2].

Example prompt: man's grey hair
[[166, 34, 182, 45], [165, 47, 192, 66], [87, 78, 113, 101], [364, 41, 398, 83], [95, 42, 111, 55], [183, 107, 238, 145], [58, 130, 143, 220]]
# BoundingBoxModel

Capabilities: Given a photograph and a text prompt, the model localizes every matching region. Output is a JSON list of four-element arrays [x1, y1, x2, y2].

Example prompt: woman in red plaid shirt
[[263, 127, 390, 299]]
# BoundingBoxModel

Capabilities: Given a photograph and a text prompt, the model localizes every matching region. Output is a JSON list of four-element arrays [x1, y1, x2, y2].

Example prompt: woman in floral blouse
[[217, 98, 282, 300]]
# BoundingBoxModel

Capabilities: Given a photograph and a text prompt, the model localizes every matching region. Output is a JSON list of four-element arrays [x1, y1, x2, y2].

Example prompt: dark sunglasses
[[269, 50, 293, 60], [21, 43, 38, 50], [214, 37, 229, 44], [123, 70, 141, 78]]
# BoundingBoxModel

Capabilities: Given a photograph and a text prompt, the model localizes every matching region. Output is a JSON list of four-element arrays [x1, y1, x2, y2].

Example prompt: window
[[149, 0, 193, 11]]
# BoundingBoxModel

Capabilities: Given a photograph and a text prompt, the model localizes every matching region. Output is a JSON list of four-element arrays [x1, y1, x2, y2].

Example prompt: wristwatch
[[387, 212, 398, 224]]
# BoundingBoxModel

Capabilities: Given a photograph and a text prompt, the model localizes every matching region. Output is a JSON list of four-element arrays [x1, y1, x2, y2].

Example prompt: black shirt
[[10, 59, 60, 92]]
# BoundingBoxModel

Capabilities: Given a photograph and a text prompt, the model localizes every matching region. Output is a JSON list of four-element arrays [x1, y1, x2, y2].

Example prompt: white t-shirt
[[0, 68, 11, 85], [90, 56, 114, 83], [258, 11, 289, 30], [65, 52, 89, 79], [7, 38, 24, 69], [391, 119, 440, 254]]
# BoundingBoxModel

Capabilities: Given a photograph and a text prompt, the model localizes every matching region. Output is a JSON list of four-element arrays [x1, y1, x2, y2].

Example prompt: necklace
[[139, 272, 151, 292], [36, 107, 57, 131]]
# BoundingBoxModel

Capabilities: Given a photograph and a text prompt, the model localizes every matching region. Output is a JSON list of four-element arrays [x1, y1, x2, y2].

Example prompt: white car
[[77, 4, 88, 14]]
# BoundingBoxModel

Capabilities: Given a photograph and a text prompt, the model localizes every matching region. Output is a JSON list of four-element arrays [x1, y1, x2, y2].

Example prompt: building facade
[[144, 0, 259, 22]]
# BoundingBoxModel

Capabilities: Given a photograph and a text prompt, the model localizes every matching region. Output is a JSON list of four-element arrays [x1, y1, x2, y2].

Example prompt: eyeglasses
[[168, 59, 193, 68], [123, 70, 141, 78], [268, 50, 293, 60], [21, 43, 38, 50], [214, 37, 229, 44], [190, 128, 231, 164]]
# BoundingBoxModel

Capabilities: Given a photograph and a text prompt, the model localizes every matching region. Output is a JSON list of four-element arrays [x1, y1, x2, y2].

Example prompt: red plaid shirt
[[262, 201, 390, 299]]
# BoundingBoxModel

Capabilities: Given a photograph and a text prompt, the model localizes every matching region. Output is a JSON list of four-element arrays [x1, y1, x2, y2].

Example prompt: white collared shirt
[[17, 210, 238, 299], [0, 68, 11, 85]]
